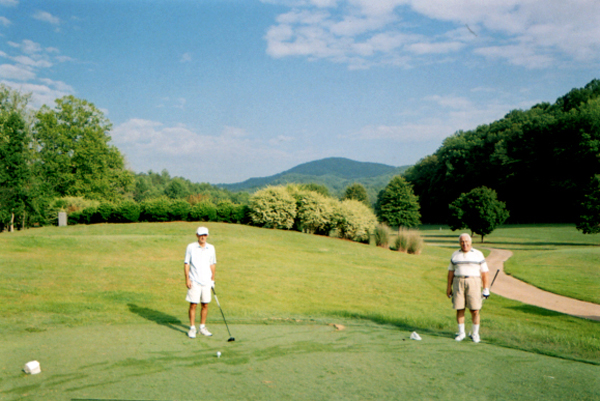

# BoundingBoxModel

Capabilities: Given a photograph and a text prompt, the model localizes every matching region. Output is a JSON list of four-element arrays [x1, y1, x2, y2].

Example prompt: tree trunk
[[9, 213, 14, 232]]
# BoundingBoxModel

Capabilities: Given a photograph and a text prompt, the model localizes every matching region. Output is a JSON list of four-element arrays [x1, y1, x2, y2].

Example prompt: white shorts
[[186, 282, 212, 304]]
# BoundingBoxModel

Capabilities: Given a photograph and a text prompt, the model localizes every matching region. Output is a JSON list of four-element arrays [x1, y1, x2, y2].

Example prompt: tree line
[[405, 78, 600, 233], [0, 86, 245, 232], [3, 79, 599, 238]]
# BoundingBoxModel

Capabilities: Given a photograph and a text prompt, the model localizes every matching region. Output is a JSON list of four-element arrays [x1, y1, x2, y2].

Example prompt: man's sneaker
[[200, 326, 213, 337], [188, 326, 197, 339], [469, 333, 481, 343], [455, 332, 466, 341]]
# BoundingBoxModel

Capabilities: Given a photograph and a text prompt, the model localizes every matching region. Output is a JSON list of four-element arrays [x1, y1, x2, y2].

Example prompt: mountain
[[218, 157, 410, 203]]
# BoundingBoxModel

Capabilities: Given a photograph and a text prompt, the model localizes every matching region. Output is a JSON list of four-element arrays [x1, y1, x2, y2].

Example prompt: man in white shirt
[[184, 226, 216, 338], [446, 233, 490, 343]]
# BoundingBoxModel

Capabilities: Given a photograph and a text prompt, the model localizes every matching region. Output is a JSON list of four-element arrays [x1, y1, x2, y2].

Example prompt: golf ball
[[217, 352, 221, 357]]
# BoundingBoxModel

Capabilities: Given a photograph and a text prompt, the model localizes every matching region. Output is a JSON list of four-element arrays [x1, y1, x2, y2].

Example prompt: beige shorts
[[186, 282, 212, 304], [452, 276, 482, 311]]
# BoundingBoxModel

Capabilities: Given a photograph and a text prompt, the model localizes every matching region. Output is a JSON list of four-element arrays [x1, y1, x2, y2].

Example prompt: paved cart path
[[486, 248, 600, 321]]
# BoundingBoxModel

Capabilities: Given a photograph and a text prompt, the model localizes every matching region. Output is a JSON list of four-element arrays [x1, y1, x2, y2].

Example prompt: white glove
[[482, 288, 490, 299], [211, 281, 215, 289]]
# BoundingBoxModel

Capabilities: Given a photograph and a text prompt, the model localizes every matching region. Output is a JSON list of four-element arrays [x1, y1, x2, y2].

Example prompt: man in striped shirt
[[446, 233, 490, 343]]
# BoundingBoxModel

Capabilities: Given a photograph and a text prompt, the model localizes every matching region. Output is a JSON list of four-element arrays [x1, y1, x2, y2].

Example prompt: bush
[[191, 200, 217, 222], [170, 199, 192, 221], [392, 228, 424, 255], [114, 200, 141, 223], [140, 197, 172, 222], [216, 200, 236, 223], [233, 204, 250, 224], [373, 224, 391, 248], [95, 201, 116, 223], [335, 199, 377, 243], [249, 186, 297, 229], [76, 206, 98, 225], [52, 197, 99, 226], [295, 190, 337, 235]]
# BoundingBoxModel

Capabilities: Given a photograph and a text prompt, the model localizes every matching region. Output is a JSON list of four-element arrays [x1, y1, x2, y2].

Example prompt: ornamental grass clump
[[374, 223, 391, 248], [394, 228, 424, 255]]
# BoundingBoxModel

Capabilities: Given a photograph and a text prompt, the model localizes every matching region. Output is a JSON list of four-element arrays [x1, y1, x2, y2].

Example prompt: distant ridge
[[218, 157, 410, 201]]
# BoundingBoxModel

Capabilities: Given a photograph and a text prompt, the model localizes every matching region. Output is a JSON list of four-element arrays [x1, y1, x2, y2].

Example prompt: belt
[[454, 276, 480, 278]]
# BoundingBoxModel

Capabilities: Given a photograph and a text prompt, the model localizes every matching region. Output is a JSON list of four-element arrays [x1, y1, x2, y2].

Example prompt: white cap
[[196, 227, 209, 236]]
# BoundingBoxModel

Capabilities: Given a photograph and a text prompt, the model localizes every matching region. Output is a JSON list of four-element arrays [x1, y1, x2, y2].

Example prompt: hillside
[[217, 157, 410, 202]]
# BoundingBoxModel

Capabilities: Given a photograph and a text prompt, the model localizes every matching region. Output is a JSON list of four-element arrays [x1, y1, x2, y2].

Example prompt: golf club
[[490, 269, 500, 288], [483, 269, 500, 302], [212, 287, 235, 342]]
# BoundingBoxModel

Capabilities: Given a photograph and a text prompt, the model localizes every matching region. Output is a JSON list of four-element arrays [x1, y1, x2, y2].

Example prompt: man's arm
[[447, 270, 454, 298], [184, 263, 192, 289], [210, 264, 216, 287], [481, 270, 489, 290]]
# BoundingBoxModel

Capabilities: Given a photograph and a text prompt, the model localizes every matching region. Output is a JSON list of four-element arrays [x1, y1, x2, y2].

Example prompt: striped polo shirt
[[448, 248, 489, 277]]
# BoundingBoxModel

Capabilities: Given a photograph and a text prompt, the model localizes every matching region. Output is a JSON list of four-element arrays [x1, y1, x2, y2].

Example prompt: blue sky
[[2, 0, 599, 184]]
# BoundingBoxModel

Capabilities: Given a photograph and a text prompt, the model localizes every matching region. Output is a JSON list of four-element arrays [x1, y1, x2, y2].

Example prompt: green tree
[[298, 183, 331, 197], [164, 178, 190, 199], [0, 112, 34, 231], [448, 186, 509, 242], [576, 175, 600, 234], [34, 95, 133, 201], [375, 176, 421, 228], [342, 183, 370, 206]]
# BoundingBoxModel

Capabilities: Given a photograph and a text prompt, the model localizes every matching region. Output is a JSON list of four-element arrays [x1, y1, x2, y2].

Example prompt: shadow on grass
[[127, 303, 187, 334], [330, 310, 452, 340], [507, 304, 573, 318]]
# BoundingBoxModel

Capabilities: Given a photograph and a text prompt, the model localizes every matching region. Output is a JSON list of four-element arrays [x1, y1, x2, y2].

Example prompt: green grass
[[2, 322, 599, 401], [420, 224, 600, 304], [1, 222, 599, 400]]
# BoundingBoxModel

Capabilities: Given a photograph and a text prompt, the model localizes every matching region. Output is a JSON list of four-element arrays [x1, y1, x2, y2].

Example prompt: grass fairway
[[1, 222, 599, 400], [2, 322, 599, 401]]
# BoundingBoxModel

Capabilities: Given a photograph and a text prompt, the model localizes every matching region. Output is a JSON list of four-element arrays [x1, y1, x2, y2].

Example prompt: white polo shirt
[[184, 242, 216, 285], [448, 248, 489, 277]]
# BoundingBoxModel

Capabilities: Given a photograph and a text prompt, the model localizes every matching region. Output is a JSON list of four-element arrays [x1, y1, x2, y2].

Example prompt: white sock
[[472, 324, 480, 335], [200, 324, 205, 329], [458, 323, 465, 334]]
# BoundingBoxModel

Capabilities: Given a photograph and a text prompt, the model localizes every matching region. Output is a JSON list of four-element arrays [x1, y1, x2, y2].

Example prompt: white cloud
[[264, 0, 600, 69], [347, 123, 449, 142], [33, 10, 60, 25], [0, 16, 11, 26], [12, 55, 53, 68], [111, 119, 295, 183], [38, 78, 74, 93], [406, 41, 464, 55], [1, 79, 73, 108], [474, 45, 554, 69], [0, 0, 18, 7], [0, 64, 35, 80], [344, 92, 538, 145], [9, 39, 43, 54]]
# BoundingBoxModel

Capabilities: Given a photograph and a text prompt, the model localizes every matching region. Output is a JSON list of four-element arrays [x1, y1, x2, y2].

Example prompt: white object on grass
[[24, 361, 41, 374], [217, 351, 221, 357], [410, 331, 422, 341]]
